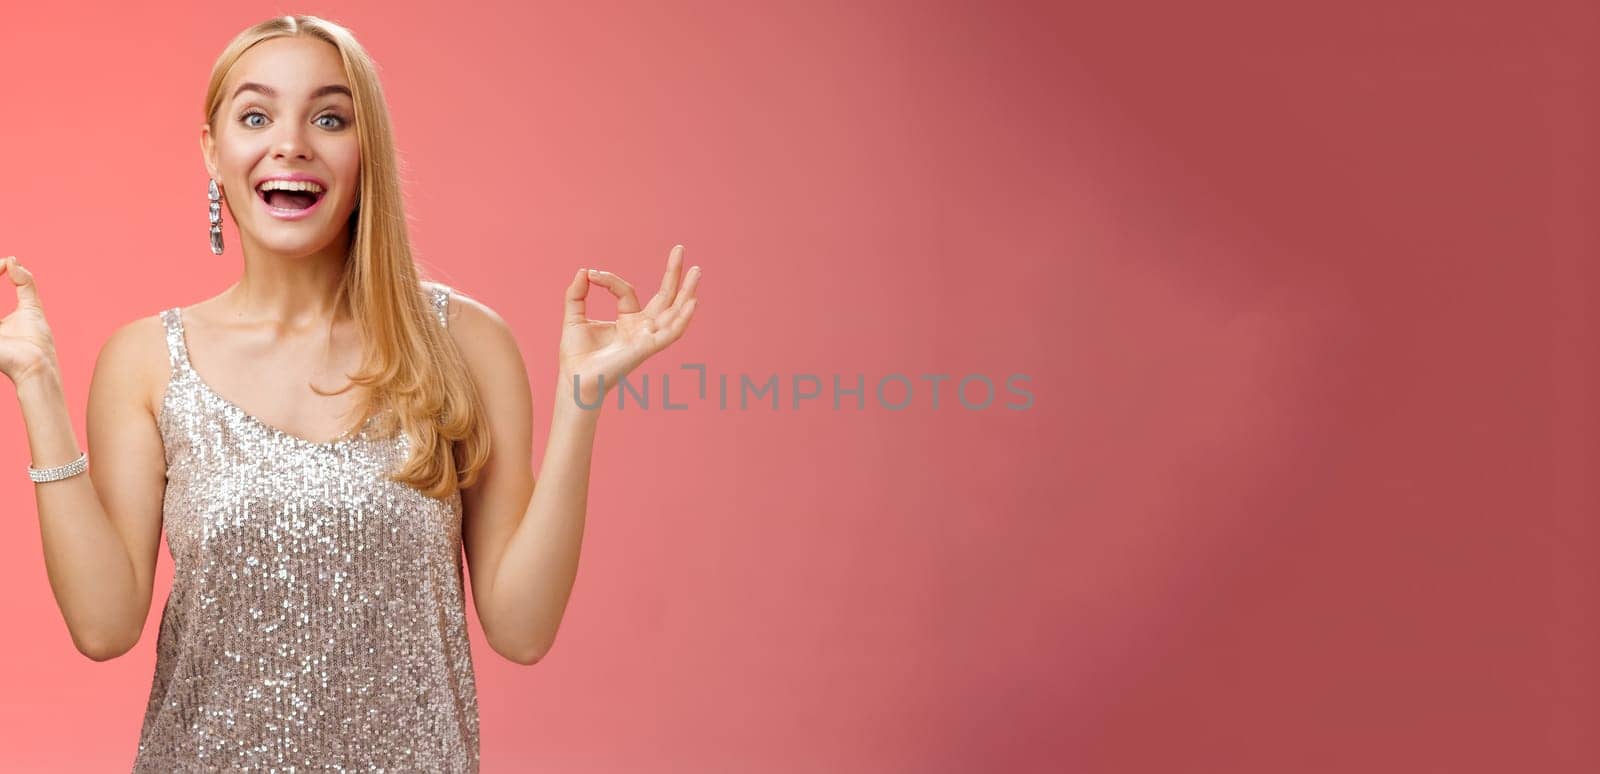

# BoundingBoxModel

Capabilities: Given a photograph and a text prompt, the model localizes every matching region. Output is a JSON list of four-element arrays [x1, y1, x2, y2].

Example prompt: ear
[[199, 123, 220, 183]]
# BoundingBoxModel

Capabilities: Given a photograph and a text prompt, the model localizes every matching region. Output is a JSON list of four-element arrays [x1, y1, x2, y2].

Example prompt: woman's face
[[202, 36, 360, 259]]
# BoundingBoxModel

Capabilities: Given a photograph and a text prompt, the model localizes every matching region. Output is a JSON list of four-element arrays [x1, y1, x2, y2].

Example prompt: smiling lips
[[255, 174, 328, 220]]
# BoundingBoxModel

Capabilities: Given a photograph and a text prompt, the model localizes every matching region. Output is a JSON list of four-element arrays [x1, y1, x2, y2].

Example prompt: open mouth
[[255, 179, 327, 217]]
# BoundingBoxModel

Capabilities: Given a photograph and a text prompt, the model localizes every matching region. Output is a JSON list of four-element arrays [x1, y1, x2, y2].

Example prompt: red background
[[0, 1, 1594, 771]]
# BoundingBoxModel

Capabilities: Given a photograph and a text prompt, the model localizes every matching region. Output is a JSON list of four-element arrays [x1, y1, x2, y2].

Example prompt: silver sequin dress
[[133, 283, 480, 772]]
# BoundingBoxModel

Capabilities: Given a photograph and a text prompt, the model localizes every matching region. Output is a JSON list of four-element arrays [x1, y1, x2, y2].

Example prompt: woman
[[0, 14, 700, 772]]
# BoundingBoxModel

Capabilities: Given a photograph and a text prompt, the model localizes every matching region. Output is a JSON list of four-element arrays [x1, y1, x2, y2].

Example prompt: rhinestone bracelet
[[28, 451, 87, 483]]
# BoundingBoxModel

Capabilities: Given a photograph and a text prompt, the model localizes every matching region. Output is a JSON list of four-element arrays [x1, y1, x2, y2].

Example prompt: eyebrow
[[231, 82, 353, 101]]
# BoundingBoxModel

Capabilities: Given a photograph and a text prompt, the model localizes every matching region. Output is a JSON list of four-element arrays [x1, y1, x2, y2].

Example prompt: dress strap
[[429, 283, 452, 328], [158, 307, 192, 375]]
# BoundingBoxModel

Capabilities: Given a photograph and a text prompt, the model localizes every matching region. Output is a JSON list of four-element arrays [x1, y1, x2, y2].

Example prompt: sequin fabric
[[133, 283, 479, 772]]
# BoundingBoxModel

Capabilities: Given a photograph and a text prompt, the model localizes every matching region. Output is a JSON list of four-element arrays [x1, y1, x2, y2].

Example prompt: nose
[[270, 121, 314, 161]]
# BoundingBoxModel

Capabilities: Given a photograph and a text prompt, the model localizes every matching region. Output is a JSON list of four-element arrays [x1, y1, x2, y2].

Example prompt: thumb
[[2, 257, 43, 312], [563, 267, 590, 326]]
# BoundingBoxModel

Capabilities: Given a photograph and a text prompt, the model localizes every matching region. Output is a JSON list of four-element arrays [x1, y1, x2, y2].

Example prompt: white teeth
[[257, 179, 325, 194]]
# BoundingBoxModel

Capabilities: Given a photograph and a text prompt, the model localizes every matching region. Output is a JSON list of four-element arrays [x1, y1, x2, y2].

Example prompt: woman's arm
[[453, 248, 700, 665], [4, 258, 166, 661], [448, 293, 586, 666]]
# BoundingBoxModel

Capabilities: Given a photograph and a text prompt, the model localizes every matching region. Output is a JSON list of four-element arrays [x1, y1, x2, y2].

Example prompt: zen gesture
[[0, 257, 58, 388], [560, 244, 702, 405]]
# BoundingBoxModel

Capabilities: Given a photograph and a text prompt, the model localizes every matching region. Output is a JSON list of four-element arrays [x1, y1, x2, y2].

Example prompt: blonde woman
[[0, 14, 700, 772]]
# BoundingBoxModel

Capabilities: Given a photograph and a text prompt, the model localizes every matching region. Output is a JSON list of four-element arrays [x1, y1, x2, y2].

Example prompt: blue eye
[[238, 110, 347, 130]]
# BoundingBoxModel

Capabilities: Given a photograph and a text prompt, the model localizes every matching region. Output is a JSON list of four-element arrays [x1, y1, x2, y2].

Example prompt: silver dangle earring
[[208, 179, 224, 255]]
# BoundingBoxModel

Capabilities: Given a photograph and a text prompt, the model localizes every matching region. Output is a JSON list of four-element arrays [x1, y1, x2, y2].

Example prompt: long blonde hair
[[203, 15, 489, 500]]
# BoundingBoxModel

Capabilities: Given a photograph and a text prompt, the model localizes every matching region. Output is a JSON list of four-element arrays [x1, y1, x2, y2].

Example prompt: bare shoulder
[[430, 284, 509, 345], [92, 312, 170, 420], [433, 286, 529, 397]]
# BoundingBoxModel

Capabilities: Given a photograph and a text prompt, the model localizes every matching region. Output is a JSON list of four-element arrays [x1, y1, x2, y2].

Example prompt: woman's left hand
[[558, 244, 702, 406]]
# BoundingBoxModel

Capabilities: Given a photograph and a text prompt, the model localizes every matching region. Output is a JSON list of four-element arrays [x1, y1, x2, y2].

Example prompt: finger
[[656, 297, 698, 347], [585, 269, 642, 315], [563, 267, 591, 325], [657, 265, 701, 329], [3, 257, 42, 311], [645, 245, 685, 317]]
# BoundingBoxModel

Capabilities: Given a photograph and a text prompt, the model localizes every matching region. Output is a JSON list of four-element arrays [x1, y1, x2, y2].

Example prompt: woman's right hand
[[0, 256, 59, 388]]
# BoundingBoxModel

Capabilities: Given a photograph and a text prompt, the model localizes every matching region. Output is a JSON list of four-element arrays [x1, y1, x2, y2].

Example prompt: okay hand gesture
[[559, 244, 702, 404], [0, 257, 59, 388]]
